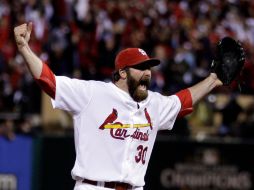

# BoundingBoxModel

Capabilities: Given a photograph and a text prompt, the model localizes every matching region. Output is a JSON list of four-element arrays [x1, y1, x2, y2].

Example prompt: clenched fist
[[14, 22, 33, 51]]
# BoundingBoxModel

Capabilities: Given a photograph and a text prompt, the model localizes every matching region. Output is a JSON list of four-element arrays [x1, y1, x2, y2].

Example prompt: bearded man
[[14, 22, 222, 190]]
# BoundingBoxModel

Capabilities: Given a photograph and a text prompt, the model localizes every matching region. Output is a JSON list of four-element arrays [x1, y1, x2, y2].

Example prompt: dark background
[[31, 135, 254, 190]]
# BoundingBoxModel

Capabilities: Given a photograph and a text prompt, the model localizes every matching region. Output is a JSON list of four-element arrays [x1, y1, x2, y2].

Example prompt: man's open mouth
[[138, 80, 150, 91]]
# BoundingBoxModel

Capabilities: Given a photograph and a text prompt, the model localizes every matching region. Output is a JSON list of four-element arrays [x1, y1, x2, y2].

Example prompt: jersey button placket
[[129, 112, 139, 171], [122, 111, 135, 179]]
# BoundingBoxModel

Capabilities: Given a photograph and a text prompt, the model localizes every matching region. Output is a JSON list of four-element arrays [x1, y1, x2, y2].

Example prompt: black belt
[[82, 178, 133, 190]]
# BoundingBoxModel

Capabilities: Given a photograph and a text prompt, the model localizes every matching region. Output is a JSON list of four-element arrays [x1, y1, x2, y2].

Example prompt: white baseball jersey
[[51, 76, 181, 187]]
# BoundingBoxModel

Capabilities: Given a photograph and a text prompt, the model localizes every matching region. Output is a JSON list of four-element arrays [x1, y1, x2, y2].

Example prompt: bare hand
[[210, 73, 223, 87], [14, 22, 33, 51]]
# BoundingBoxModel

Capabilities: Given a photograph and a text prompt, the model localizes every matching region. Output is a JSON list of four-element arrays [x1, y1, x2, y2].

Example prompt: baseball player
[[14, 23, 223, 190]]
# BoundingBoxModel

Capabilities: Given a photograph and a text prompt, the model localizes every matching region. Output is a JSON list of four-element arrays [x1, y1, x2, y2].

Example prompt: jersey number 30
[[135, 145, 148, 164]]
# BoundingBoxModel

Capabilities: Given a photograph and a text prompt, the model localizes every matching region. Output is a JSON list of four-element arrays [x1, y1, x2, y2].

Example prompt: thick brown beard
[[126, 70, 150, 102]]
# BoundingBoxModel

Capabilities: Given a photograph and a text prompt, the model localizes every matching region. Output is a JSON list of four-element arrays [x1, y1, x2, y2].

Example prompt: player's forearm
[[188, 73, 221, 105], [19, 45, 56, 98], [19, 44, 43, 79]]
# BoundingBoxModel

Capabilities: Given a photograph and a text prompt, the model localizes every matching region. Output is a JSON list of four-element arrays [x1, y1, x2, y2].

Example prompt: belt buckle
[[97, 181, 105, 187], [115, 182, 130, 190]]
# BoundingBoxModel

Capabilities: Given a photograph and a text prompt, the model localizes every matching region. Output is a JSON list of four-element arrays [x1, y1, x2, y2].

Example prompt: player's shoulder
[[55, 76, 113, 92], [148, 90, 179, 103], [79, 79, 113, 90], [148, 90, 167, 98], [56, 76, 108, 86], [88, 80, 112, 87]]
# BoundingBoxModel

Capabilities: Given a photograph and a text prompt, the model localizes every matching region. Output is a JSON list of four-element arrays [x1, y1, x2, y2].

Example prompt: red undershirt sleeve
[[34, 62, 56, 99], [175, 89, 193, 118]]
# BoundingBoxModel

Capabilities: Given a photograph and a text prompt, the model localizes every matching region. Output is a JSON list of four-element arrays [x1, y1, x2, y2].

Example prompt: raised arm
[[176, 73, 222, 118], [188, 73, 222, 105], [14, 22, 42, 78], [14, 22, 56, 99]]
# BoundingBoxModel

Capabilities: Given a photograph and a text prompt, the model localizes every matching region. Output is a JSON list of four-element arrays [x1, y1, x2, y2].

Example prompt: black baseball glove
[[211, 36, 245, 85]]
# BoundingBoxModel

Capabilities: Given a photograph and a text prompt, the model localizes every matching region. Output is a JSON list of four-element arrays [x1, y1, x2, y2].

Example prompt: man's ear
[[119, 69, 127, 79]]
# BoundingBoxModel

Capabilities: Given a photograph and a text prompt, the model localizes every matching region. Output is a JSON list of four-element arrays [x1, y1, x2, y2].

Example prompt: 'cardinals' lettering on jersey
[[99, 108, 152, 141], [51, 76, 181, 187]]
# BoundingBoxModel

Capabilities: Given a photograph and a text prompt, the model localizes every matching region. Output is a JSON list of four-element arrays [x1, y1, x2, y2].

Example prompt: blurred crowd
[[1, 0, 254, 140]]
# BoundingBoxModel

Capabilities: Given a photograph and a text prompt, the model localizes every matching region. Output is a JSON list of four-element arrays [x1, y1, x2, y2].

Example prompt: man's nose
[[144, 69, 151, 77]]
